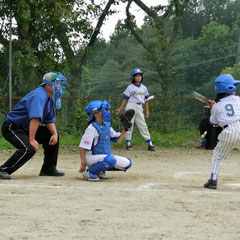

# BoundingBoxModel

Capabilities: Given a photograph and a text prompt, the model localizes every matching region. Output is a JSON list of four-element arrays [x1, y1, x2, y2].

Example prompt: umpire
[[0, 71, 67, 180]]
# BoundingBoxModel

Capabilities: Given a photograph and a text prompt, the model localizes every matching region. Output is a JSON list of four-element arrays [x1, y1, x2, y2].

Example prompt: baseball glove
[[120, 109, 135, 131]]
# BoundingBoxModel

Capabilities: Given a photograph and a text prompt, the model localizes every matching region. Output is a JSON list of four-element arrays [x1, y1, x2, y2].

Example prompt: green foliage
[[221, 62, 240, 79], [220, 62, 240, 95], [0, 127, 195, 150], [0, 0, 105, 97], [151, 127, 199, 148], [58, 127, 199, 149], [72, 98, 91, 134], [181, 0, 240, 39], [1, 0, 240, 144], [0, 122, 199, 150]]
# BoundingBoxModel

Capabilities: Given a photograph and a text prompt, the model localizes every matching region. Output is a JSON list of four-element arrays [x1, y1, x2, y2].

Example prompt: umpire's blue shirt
[[7, 86, 56, 131]]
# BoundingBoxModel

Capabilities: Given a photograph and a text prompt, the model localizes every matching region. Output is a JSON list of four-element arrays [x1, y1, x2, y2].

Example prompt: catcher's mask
[[42, 72, 67, 109], [131, 68, 143, 83], [85, 100, 111, 122], [214, 74, 240, 94]]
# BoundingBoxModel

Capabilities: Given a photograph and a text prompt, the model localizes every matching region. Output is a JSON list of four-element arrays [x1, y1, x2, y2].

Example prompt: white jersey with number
[[123, 83, 149, 104], [208, 94, 240, 181], [210, 95, 240, 127]]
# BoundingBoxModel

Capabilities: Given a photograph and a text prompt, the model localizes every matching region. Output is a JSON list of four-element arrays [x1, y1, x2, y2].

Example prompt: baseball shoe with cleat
[[204, 179, 217, 189], [39, 168, 64, 177], [126, 144, 132, 150], [83, 170, 100, 182], [148, 145, 155, 151], [0, 170, 11, 180], [97, 171, 108, 179]]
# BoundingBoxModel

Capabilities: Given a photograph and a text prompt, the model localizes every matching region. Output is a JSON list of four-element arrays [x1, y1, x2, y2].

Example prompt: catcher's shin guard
[[88, 155, 116, 174]]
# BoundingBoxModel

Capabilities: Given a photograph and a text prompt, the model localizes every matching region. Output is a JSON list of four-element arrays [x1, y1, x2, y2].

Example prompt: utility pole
[[234, 31, 240, 79], [9, 4, 12, 111]]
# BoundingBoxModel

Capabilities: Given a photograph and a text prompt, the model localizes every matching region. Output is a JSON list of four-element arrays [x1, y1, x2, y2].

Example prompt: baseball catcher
[[120, 109, 135, 131], [79, 99, 132, 181]]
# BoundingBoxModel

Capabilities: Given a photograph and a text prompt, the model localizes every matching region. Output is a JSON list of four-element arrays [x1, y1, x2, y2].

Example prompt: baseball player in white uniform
[[115, 68, 155, 151], [79, 100, 132, 181], [204, 74, 240, 189]]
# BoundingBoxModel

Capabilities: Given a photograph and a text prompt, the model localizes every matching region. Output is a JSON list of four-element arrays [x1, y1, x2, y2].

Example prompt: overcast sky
[[98, 0, 168, 41]]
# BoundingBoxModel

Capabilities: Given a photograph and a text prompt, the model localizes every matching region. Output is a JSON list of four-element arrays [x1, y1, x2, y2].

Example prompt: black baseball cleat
[[0, 170, 11, 180], [126, 144, 132, 150], [204, 179, 217, 189], [148, 145, 155, 151], [39, 167, 65, 177]]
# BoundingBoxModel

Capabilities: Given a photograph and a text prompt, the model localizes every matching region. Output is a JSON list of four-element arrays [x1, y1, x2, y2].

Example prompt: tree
[[0, 0, 116, 97], [125, 0, 190, 97], [181, 0, 240, 39]]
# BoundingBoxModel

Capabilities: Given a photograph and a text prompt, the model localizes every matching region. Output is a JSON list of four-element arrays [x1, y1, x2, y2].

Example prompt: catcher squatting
[[78, 68, 154, 181], [79, 100, 133, 181]]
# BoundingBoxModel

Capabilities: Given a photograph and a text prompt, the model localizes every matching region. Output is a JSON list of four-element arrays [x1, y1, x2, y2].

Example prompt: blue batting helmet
[[131, 68, 143, 83], [214, 74, 240, 94], [85, 100, 111, 122]]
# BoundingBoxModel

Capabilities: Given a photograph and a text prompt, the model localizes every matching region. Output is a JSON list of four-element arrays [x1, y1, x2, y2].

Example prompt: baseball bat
[[146, 95, 155, 101], [192, 91, 211, 104]]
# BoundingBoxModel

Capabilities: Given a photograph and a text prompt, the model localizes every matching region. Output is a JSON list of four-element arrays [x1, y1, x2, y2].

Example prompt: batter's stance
[[204, 74, 240, 189], [115, 68, 155, 151]]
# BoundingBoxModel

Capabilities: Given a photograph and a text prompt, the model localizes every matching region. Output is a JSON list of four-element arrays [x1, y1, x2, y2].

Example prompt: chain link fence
[[0, 96, 207, 136]]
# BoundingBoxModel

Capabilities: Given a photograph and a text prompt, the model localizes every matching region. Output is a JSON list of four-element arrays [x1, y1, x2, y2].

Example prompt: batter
[[204, 74, 240, 189]]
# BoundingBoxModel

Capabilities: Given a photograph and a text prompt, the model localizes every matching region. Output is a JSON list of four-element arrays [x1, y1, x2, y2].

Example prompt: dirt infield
[[1, 147, 240, 240]]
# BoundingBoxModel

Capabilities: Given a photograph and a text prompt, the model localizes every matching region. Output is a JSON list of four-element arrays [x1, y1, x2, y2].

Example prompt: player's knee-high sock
[[146, 139, 153, 146]]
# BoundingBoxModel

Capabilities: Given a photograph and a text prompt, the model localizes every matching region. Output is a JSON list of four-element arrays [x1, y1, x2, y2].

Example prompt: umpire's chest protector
[[92, 122, 111, 155]]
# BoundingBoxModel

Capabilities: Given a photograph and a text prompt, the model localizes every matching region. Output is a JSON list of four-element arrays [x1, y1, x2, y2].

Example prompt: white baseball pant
[[85, 152, 131, 170], [125, 102, 151, 141], [210, 121, 240, 178]]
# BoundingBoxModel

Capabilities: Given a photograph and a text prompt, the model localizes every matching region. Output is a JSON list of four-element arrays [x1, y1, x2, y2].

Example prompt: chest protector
[[92, 121, 111, 155]]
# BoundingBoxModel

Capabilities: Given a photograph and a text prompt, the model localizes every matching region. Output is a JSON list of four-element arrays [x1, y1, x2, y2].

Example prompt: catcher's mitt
[[120, 109, 135, 131]]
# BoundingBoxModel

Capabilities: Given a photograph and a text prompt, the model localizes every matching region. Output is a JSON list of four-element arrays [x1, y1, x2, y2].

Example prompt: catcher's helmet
[[214, 74, 240, 94], [42, 71, 67, 109], [85, 100, 111, 122], [131, 68, 143, 83]]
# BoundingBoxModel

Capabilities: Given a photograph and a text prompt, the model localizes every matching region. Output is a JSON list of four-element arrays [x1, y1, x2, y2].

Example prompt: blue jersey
[[7, 86, 56, 131]]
